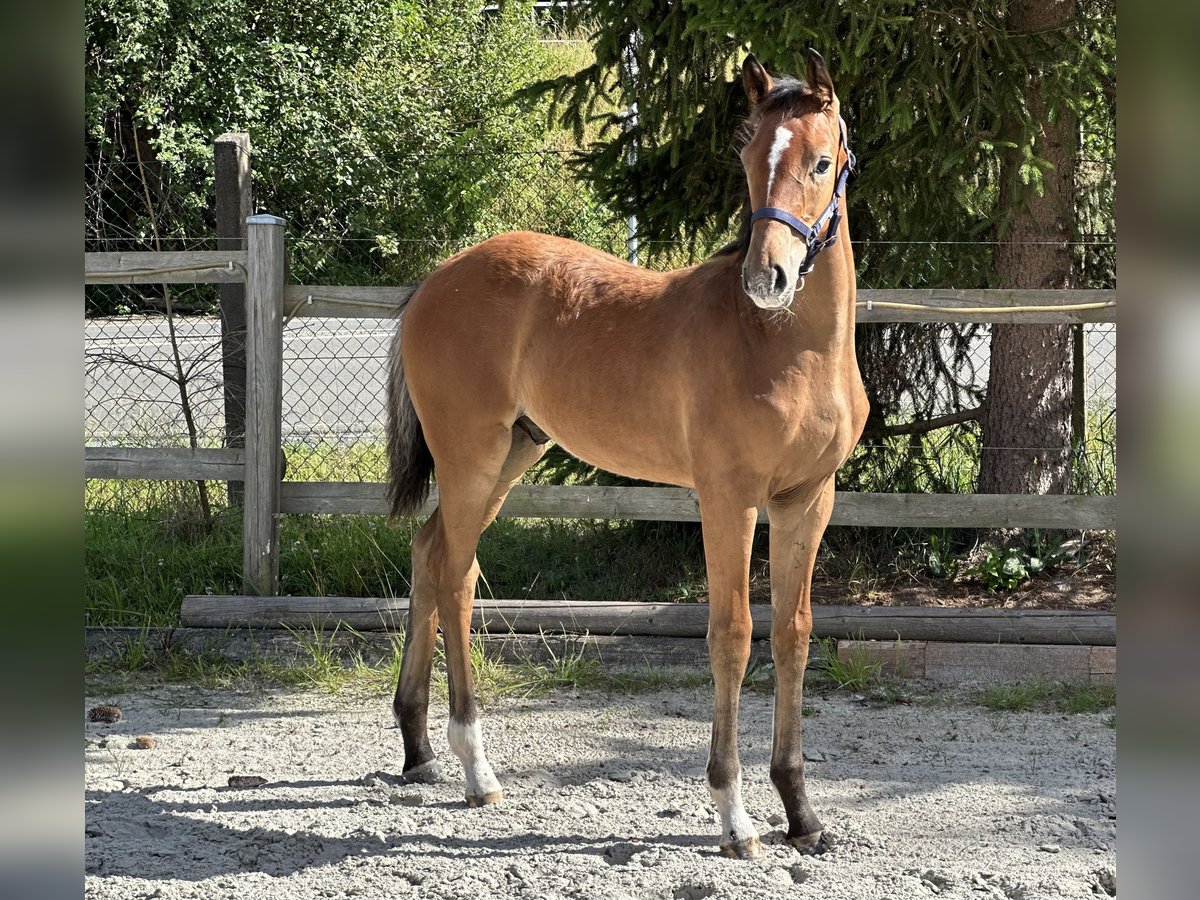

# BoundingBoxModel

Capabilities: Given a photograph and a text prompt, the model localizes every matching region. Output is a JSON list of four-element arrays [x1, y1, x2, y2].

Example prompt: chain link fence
[[85, 147, 1117, 498]]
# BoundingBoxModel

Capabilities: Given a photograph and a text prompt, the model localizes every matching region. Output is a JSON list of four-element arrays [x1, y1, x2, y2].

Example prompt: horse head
[[739, 50, 854, 309]]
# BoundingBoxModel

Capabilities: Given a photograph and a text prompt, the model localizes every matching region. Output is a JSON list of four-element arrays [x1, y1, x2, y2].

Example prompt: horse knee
[[770, 757, 805, 791], [708, 613, 753, 651], [708, 621, 752, 677], [771, 616, 812, 659]]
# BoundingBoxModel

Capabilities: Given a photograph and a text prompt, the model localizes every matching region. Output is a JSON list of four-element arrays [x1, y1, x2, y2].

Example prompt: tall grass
[[85, 487, 714, 628]]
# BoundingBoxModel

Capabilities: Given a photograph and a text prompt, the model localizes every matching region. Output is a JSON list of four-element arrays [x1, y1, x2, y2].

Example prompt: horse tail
[[386, 292, 434, 520]]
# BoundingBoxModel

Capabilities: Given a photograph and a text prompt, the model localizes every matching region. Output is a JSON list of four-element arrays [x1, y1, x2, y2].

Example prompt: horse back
[[400, 232, 725, 485]]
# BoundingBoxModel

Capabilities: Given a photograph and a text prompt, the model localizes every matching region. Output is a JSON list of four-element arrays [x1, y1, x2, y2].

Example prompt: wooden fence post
[[215, 132, 252, 505], [243, 214, 286, 595]]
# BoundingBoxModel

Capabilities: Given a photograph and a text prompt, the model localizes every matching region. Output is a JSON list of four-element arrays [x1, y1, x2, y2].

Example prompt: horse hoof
[[465, 790, 503, 808], [719, 835, 763, 860], [402, 760, 443, 784], [788, 830, 831, 855]]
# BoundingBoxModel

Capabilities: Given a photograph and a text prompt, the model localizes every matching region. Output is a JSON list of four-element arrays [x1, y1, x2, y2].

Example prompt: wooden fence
[[84, 214, 1117, 596]]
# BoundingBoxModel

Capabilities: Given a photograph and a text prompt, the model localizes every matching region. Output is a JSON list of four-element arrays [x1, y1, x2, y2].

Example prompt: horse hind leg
[[393, 422, 546, 802], [392, 507, 445, 782]]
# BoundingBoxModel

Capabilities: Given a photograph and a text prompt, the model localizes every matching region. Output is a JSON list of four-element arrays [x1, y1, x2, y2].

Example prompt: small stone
[[789, 864, 810, 885], [656, 808, 683, 819], [361, 770, 404, 787], [604, 843, 643, 866], [672, 884, 714, 900], [227, 775, 268, 789], [1038, 843, 1061, 854], [766, 812, 786, 826], [767, 868, 792, 886], [921, 869, 953, 893], [389, 791, 424, 807], [88, 705, 122, 724], [803, 749, 827, 763]]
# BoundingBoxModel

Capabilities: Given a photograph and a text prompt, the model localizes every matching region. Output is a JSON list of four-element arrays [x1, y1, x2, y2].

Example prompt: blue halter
[[749, 116, 855, 278]]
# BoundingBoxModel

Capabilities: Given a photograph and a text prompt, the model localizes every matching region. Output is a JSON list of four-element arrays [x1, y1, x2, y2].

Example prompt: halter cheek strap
[[750, 116, 856, 277]]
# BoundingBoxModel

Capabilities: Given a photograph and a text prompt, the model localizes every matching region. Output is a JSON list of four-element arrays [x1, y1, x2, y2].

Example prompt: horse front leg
[[698, 491, 761, 859], [767, 477, 835, 853]]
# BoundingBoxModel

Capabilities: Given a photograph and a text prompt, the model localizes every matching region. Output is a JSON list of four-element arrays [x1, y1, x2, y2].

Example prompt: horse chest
[[748, 366, 864, 475]]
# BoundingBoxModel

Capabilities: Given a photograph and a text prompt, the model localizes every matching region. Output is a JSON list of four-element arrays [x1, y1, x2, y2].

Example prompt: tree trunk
[[978, 0, 1077, 496]]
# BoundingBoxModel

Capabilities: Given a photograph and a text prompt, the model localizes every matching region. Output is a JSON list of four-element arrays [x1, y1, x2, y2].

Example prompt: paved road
[[85, 316, 395, 445], [85, 315, 1116, 446]]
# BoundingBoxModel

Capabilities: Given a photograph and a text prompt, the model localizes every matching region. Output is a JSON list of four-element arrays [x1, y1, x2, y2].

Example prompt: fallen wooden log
[[181, 596, 1115, 646]]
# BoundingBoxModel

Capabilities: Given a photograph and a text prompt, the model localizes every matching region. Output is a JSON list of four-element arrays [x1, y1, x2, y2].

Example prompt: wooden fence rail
[[84, 239, 1118, 601], [84, 251, 248, 284], [83, 456, 1116, 530]]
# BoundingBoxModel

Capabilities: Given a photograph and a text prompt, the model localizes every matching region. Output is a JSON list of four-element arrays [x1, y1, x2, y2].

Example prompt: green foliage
[[813, 637, 882, 693], [966, 532, 1071, 592], [84, 475, 715, 627], [923, 532, 961, 580], [534, 0, 1114, 268], [968, 546, 1033, 591], [86, 1, 559, 282]]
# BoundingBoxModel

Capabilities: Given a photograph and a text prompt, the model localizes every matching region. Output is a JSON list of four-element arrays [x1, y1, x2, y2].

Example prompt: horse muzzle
[[742, 261, 800, 309]]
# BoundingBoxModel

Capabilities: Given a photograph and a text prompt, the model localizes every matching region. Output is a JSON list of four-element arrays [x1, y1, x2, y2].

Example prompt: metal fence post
[[243, 213, 286, 595]]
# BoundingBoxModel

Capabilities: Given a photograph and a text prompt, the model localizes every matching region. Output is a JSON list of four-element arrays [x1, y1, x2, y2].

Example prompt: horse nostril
[[770, 264, 788, 294]]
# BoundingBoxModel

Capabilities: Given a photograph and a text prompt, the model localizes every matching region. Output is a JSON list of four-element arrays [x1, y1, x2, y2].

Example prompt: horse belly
[[558, 434, 693, 489], [518, 341, 695, 487]]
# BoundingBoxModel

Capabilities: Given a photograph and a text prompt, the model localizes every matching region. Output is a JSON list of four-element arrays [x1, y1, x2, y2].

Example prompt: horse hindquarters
[[388, 273, 549, 796]]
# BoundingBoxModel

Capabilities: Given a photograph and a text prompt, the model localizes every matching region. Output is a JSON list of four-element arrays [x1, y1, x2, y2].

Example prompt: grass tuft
[[814, 637, 883, 693], [979, 680, 1116, 713]]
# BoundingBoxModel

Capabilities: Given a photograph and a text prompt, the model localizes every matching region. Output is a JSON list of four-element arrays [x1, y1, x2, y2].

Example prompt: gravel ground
[[85, 686, 1116, 899]]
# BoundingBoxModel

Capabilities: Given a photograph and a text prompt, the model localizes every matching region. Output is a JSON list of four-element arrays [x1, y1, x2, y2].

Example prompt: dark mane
[[711, 73, 820, 261]]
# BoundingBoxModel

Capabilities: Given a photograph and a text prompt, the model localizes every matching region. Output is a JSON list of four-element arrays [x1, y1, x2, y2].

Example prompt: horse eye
[[815, 158, 832, 175]]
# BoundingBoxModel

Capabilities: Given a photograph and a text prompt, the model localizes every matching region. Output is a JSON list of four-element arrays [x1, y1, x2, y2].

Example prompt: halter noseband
[[749, 116, 855, 279]]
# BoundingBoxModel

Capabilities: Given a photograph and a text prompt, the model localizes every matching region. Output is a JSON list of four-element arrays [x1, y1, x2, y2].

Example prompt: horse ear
[[805, 48, 835, 106], [742, 54, 774, 108]]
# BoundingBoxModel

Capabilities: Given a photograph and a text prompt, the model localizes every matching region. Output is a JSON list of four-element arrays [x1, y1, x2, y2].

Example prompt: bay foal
[[386, 51, 867, 858]]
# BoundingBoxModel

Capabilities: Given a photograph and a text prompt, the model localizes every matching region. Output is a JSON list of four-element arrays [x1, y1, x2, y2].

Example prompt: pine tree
[[530, 0, 1115, 494]]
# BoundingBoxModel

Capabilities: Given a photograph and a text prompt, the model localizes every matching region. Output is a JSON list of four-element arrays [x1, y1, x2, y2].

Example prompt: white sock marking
[[765, 125, 793, 199], [708, 775, 758, 846], [448, 718, 501, 799]]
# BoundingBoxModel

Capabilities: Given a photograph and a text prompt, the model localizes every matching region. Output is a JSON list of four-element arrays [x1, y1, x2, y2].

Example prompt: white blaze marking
[[765, 125, 793, 199], [448, 718, 501, 799]]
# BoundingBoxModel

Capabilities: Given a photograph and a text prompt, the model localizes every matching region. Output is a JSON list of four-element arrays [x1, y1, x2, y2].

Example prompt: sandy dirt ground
[[85, 686, 1115, 900]]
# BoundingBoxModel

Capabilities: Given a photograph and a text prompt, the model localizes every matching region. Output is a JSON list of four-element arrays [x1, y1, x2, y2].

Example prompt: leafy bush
[[966, 533, 1071, 592], [86, 0, 561, 286]]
